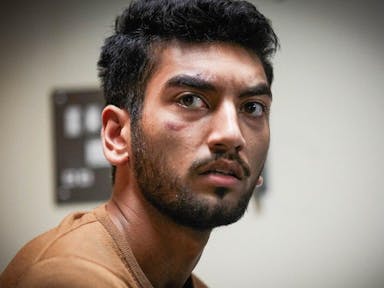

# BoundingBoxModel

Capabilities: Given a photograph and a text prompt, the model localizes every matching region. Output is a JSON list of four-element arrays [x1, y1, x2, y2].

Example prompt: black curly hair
[[98, 0, 279, 122]]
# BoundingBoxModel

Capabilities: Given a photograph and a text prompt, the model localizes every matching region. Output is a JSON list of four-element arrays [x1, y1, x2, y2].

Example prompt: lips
[[197, 160, 244, 180]]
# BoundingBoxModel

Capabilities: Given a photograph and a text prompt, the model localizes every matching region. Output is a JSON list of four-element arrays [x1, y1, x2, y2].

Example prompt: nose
[[207, 101, 246, 154]]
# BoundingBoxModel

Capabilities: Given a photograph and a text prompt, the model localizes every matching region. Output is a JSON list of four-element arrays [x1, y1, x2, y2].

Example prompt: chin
[[163, 185, 254, 230]]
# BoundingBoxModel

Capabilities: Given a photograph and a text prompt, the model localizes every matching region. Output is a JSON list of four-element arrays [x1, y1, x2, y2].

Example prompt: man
[[0, 0, 278, 287]]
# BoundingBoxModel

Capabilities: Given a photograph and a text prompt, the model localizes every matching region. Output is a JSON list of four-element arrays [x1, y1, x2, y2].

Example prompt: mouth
[[202, 169, 240, 180], [197, 160, 245, 181]]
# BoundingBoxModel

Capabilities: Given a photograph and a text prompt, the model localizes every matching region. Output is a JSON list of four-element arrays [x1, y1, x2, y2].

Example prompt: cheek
[[161, 121, 199, 173], [246, 130, 270, 164], [165, 120, 188, 132], [163, 120, 198, 153], [160, 120, 189, 155], [162, 120, 205, 164]]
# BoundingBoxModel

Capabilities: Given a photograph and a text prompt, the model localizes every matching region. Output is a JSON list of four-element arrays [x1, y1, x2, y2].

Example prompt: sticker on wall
[[52, 89, 111, 203]]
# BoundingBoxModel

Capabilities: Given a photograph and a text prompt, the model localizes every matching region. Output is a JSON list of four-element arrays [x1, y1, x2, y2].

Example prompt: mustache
[[189, 152, 251, 178]]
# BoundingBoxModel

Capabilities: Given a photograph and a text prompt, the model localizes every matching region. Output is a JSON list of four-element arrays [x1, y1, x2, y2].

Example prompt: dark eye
[[178, 93, 206, 109], [241, 101, 266, 117]]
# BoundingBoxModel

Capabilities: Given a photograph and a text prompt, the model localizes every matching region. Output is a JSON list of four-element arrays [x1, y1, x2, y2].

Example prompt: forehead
[[147, 41, 268, 90]]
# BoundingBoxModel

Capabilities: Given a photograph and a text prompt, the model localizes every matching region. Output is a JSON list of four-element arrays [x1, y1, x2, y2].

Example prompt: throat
[[106, 197, 210, 288]]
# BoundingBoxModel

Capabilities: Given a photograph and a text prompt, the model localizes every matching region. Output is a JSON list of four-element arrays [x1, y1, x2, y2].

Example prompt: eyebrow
[[165, 74, 216, 92], [239, 83, 272, 99], [165, 74, 272, 98]]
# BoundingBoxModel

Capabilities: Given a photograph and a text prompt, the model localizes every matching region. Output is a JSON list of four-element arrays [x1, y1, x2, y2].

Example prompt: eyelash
[[177, 93, 208, 109], [176, 93, 269, 117], [241, 101, 269, 117]]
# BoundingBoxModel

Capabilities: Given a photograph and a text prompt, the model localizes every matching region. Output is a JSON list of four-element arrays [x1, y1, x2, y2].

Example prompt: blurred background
[[0, 0, 383, 287]]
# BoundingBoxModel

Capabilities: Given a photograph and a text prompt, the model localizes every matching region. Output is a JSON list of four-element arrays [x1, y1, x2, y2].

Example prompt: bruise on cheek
[[165, 120, 187, 132]]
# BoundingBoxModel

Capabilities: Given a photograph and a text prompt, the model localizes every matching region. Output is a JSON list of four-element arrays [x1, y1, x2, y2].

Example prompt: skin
[[102, 41, 271, 288]]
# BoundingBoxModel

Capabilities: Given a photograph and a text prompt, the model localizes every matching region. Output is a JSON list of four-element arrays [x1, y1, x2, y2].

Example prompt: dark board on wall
[[52, 89, 111, 203]]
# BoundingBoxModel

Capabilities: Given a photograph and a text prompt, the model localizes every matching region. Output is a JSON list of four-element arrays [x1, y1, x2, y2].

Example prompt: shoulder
[[15, 256, 129, 288], [0, 210, 96, 287], [1, 206, 135, 288]]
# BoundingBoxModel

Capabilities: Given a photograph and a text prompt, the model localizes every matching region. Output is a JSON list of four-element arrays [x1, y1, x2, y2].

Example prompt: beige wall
[[1, 0, 383, 287]]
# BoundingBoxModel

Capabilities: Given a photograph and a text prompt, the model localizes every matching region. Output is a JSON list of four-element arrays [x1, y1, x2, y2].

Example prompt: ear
[[256, 176, 264, 188], [101, 105, 131, 166]]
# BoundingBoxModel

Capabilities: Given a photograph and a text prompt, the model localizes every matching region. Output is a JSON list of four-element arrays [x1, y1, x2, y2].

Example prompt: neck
[[106, 175, 211, 288]]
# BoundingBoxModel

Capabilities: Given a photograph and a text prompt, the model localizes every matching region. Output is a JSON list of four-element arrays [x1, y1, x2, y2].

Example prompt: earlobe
[[101, 105, 131, 166], [256, 176, 264, 188]]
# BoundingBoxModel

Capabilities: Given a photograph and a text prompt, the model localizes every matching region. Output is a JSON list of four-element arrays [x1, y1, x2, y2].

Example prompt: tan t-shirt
[[0, 205, 207, 288]]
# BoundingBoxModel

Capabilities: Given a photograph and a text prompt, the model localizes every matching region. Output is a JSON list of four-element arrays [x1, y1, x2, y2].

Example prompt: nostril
[[235, 145, 242, 153], [210, 143, 229, 155], [208, 137, 245, 155]]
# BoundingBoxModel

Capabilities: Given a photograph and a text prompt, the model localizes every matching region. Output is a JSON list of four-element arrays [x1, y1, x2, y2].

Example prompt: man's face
[[130, 42, 271, 230]]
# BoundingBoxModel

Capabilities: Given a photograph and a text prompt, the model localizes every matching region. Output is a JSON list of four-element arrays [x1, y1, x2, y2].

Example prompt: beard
[[130, 120, 263, 230]]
